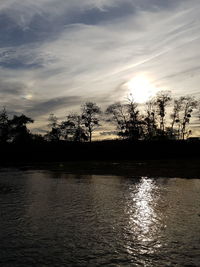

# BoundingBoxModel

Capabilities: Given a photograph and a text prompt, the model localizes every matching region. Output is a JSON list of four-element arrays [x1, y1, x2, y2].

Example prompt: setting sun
[[126, 75, 159, 103]]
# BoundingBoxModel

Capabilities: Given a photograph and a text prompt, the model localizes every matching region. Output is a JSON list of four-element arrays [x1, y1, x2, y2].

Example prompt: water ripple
[[0, 170, 200, 266]]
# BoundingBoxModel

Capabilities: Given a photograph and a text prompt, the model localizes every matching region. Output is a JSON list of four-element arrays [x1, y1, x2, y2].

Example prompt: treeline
[[106, 92, 199, 141], [0, 91, 200, 144]]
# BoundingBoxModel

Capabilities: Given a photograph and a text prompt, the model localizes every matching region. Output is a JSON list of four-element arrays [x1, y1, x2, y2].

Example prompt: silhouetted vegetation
[[82, 102, 101, 142], [0, 109, 33, 144], [0, 94, 200, 163], [1, 94, 200, 144], [106, 92, 199, 141], [44, 102, 101, 142]]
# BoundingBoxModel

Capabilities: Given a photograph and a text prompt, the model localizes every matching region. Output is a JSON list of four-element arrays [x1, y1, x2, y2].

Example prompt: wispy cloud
[[25, 96, 82, 117], [0, 0, 200, 134]]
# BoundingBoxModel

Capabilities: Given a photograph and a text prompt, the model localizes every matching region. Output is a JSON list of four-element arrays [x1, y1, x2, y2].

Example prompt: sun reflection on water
[[134, 178, 157, 241], [125, 177, 162, 255]]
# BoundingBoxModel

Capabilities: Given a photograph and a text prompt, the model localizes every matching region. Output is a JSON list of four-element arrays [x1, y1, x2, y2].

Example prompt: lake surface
[[0, 169, 200, 266]]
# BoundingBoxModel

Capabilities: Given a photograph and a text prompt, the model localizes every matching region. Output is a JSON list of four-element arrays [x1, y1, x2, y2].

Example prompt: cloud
[[0, 55, 43, 70], [0, 0, 200, 135], [0, 79, 26, 95], [0, 0, 190, 48], [25, 96, 82, 117], [100, 131, 118, 136]]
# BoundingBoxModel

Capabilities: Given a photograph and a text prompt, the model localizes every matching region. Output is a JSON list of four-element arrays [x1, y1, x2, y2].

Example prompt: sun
[[126, 75, 158, 103], [24, 94, 33, 100]]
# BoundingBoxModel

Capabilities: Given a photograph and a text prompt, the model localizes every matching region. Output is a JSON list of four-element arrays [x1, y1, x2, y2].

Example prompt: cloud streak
[[25, 96, 82, 117], [0, 0, 200, 135]]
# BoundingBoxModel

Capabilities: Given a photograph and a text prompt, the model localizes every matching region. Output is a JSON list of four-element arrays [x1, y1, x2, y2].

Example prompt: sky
[[0, 0, 200, 136]]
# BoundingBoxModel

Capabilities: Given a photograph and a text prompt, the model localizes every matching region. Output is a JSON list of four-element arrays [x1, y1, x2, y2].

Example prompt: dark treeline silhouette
[[0, 92, 199, 144], [0, 92, 200, 163], [106, 92, 198, 141], [44, 92, 199, 142], [45, 102, 101, 143]]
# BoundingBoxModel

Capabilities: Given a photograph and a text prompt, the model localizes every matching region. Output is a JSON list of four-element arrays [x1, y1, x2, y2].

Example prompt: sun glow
[[24, 94, 33, 100], [126, 75, 158, 103]]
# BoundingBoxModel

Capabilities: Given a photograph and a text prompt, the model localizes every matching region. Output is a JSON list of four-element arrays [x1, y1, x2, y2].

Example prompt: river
[[0, 169, 199, 266]]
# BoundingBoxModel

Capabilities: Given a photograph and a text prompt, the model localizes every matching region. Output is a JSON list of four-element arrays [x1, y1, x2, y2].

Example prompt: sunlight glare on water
[[124, 177, 164, 261], [0, 170, 200, 266], [133, 178, 158, 241]]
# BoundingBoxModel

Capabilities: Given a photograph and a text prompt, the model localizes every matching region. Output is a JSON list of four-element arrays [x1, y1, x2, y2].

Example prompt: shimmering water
[[0, 169, 200, 266]]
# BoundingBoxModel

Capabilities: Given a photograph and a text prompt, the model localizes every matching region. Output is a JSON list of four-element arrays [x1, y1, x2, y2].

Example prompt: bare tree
[[82, 102, 101, 142], [171, 98, 183, 131], [106, 97, 143, 141], [144, 100, 157, 139], [179, 96, 197, 140], [126, 96, 144, 140], [106, 102, 129, 138], [169, 98, 184, 139], [155, 91, 171, 133]]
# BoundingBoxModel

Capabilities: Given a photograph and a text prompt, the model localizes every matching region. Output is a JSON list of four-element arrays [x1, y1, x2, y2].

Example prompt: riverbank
[[0, 139, 200, 162], [1, 158, 199, 179]]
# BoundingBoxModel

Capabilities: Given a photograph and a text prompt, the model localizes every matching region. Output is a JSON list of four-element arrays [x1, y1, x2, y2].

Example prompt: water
[[0, 169, 200, 266]]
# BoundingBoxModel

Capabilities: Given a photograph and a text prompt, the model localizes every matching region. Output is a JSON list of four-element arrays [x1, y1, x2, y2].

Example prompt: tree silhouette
[[81, 102, 101, 142], [126, 96, 144, 140], [179, 96, 197, 140], [144, 100, 157, 140], [0, 107, 9, 143], [106, 98, 143, 141], [0, 90, 198, 145], [9, 114, 34, 143], [155, 91, 171, 134], [106, 102, 129, 138], [60, 113, 88, 142], [170, 98, 183, 138], [46, 114, 61, 141]]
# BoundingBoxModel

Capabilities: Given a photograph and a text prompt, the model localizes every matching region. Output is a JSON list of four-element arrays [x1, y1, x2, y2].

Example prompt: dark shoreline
[[0, 140, 200, 178], [0, 139, 200, 161], [1, 158, 200, 179]]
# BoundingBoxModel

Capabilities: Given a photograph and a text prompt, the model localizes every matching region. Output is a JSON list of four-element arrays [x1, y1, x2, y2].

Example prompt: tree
[[46, 114, 61, 141], [106, 102, 129, 138], [60, 117, 75, 141], [179, 96, 197, 140], [126, 96, 144, 140], [10, 114, 34, 143], [155, 91, 171, 134], [106, 97, 144, 141], [170, 98, 183, 136], [81, 102, 101, 142], [0, 107, 10, 143], [48, 113, 59, 129], [144, 100, 157, 140], [60, 113, 88, 142]]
